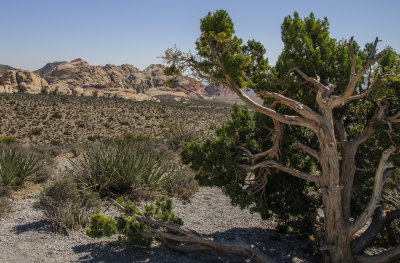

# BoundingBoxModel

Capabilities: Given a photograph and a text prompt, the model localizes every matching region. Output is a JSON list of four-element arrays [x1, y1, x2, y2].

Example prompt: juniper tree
[[164, 10, 400, 263]]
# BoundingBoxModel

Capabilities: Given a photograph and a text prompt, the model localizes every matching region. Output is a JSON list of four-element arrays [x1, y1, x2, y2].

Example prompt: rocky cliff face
[[0, 59, 228, 101], [0, 70, 48, 94], [205, 84, 233, 96], [35, 59, 210, 100]]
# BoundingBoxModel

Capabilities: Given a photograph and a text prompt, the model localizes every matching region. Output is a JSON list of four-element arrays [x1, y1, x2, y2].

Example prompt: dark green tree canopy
[[164, 9, 400, 263]]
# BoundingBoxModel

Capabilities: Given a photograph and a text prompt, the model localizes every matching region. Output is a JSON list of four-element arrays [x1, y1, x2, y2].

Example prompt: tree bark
[[318, 111, 354, 263]]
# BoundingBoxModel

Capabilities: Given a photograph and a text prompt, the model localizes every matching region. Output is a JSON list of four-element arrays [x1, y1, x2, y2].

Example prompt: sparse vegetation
[[86, 196, 183, 248], [0, 93, 230, 145], [37, 179, 100, 233], [0, 136, 18, 144]]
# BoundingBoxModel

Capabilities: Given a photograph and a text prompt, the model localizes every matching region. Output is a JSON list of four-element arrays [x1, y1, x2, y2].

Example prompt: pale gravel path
[[0, 187, 314, 263]]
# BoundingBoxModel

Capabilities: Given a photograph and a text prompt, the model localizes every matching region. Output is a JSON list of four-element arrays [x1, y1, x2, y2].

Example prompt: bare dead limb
[[352, 103, 388, 148], [346, 74, 392, 103], [352, 206, 384, 255], [142, 228, 275, 263], [350, 146, 396, 235], [108, 198, 276, 263], [333, 38, 386, 108], [257, 89, 322, 123], [237, 115, 283, 163], [239, 160, 321, 184], [292, 142, 321, 162], [226, 77, 320, 134], [355, 244, 400, 263], [386, 111, 400, 123], [291, 66, 330, 92]]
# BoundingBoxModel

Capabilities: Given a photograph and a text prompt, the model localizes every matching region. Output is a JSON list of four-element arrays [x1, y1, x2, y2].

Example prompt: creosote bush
[[87, 196, 183, 248], [37, 179, 100, 233]]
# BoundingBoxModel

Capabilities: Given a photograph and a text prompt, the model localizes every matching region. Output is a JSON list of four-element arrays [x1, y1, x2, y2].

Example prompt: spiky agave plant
[[0, 147, 40, 188], [70, 140, 173, 197]]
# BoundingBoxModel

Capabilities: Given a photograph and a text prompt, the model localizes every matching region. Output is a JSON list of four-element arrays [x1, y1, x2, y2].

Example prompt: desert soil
[[0, 186, 314, 263], [0, 93, 314, 262]]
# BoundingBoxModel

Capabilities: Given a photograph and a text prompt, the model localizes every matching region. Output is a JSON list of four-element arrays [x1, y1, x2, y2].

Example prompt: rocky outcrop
[[205, 84, 233, 96], [33, 61, 64, 77], [34, 59, 211, 100], [0, 70, 48, 94], [0, 59, 232, 100]]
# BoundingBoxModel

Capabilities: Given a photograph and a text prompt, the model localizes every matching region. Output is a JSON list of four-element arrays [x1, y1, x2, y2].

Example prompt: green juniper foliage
[[165, 9, 400, 244], [86, 196, 183, 248]]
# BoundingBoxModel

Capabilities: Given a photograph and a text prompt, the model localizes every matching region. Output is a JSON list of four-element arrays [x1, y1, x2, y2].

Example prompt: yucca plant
[[70, 140, 173, 197], [0, 147, 40, 188]]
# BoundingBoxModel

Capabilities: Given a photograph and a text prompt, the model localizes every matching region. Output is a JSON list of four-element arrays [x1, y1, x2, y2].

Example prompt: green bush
[[0, 136, 18, 144], [162, 119, 199, 150], [37, 179, 100, 233], [87, 196, 183, 248], [70, 139, 173, 198], [0, 146, 41, 188]]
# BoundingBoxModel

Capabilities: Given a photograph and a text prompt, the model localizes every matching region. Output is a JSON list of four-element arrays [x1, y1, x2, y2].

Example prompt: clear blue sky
[[1, 0, 399, 71]]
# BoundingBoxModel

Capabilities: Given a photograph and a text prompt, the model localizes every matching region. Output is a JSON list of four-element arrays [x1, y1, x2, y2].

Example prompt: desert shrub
[[87, 196, 183, 248], [0, 146, 41, 188], [51, 111, 62, 119], [165, 167, 199, 200], [70, 139, 173, 198], [0, 136, 18, 144], [162, 119, 199, 150], [30, 127, 43, 136], [37, 179, 100, 233], [50, 139, 62, 146]]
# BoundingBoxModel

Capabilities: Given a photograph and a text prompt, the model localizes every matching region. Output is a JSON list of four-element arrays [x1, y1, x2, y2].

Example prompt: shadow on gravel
[[13, 219, 51, 234], [72, 241, 181, 263], [72, 227, 314, 263]]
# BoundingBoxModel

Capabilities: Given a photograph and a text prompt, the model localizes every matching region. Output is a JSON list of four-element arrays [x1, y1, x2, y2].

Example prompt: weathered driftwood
[[109, 198, 276, 263]]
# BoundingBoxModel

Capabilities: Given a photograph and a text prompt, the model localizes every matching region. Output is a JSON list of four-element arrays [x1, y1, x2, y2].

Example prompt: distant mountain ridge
[[0, 59, 232, 100]]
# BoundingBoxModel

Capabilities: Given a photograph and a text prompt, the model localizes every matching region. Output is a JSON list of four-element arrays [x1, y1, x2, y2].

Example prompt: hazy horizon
[[1, 0, 399, 71]]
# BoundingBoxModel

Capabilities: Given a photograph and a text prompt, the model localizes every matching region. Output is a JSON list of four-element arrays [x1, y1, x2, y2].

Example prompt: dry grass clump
[[37, 179, 100, 233], [164, 167, 199, 200]]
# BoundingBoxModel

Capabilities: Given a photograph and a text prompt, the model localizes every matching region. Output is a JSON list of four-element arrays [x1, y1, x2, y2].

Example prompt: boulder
[[0, 70, 48, 94]]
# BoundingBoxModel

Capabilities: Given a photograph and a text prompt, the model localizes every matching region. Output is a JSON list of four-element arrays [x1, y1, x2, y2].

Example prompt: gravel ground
[[0, 187, 314, 263]]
